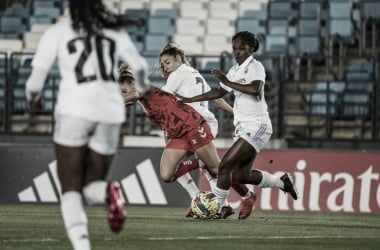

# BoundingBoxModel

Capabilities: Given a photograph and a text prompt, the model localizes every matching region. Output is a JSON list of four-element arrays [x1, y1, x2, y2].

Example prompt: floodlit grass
[[0, 205, 379, 250]]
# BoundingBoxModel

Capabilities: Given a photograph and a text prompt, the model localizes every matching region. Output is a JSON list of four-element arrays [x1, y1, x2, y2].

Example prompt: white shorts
[[53, 113, 121, 155], [233, 122, 272, 152]]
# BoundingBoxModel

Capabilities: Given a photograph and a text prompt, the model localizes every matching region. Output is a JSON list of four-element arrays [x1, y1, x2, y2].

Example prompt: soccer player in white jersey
[[25, 1, 149, 249], [158, 42, 256, 219], [178, 31, 298, 219]]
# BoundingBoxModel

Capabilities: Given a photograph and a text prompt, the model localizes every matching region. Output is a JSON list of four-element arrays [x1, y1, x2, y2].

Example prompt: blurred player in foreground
[[25, 0, 149, 249], [177, 31, 298, 218], [158, 42, 256, 219]]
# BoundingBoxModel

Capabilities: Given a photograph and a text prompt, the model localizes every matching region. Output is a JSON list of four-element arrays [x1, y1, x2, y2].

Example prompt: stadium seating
[[0, 16, 28, 37], [206, 18, 235, 36], [0, 0, 379, 142], [150, 1, 176, 15], [236, 17, 266, 37], [151, 8, 179, 19], [172, 34, 203, 55], [203, 34, 231, 56], [264, 0, 299, 55], [147, 16, 175, 35], [0, 39, 23, 54], [179, 2, 208, 20], [237, 1, 262, 17], [144, 34, 169, 54], [360, 0, 380, 55], [307, 82, 342, 116], [120, 0, 147, 12], [209, 1, 238, 21], [176, 18, 205, 35]]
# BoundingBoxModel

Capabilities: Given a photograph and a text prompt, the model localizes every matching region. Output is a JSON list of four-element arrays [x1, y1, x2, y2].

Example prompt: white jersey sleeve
[[117, 32, 149, 92], [31, 24, 60, 71], [25, 23, 61, 98], [161, 68, 184, 94]]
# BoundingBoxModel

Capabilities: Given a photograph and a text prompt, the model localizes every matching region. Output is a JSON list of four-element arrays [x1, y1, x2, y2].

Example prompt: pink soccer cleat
[[238, 192, 257, 220], [106, 181, 125, 233], [185, 206, 195, 218]]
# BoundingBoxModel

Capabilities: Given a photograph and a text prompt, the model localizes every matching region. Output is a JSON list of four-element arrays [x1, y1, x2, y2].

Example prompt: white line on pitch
[[148, 235, 380, 241], [0, 238, 58, 243]]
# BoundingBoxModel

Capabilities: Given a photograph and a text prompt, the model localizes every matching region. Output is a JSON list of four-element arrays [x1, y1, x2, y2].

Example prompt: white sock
[[213, 186, 229, 210], [203, 169, 217, 193], [61, 191, 90, 250], [258, 171, 284, 189], [241, 191, 251, 200], [176, 173, 199, 198], [83, 180, 107, 205]]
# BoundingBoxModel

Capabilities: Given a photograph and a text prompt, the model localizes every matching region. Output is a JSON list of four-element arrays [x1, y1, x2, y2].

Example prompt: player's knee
[[218, 163, 233, 176], [160, 172, 174, 183]]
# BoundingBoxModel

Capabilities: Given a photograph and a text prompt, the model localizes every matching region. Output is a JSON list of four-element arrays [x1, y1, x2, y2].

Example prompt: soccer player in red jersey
[[119, 64, 221, 186], [158, 42, 256, 219]]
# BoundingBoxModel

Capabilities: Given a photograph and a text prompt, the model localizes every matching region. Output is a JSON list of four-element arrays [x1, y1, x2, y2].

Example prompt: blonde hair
[[158, 42, 190, 78]]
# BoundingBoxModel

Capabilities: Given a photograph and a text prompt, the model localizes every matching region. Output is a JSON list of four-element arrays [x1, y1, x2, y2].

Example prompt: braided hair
[[69, 0, 126, 35], [159, 42, 190, 78], [232, 31, 260, 53]]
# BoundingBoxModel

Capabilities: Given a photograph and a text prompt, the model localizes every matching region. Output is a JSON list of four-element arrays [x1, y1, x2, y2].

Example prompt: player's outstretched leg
[[106, 181, 126, 233], [238, 191, 257, 220], [279, 173, 298, 200]]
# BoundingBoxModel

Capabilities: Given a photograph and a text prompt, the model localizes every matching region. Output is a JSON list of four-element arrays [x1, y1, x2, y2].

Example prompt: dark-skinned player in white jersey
[[177, 31, 298, 219], [25, 1, 149, 249]]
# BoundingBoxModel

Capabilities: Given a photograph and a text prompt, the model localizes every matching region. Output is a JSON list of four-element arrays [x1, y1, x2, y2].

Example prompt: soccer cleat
[[213, 206, 235, 219], [106, 181, 126, 233], [280, 173, 298, 200], [238, 192, 257, 220], [185, 206, 194, 218]]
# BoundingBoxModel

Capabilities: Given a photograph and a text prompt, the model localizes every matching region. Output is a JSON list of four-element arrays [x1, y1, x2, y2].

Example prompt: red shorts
[[166, 122, 214, 152]]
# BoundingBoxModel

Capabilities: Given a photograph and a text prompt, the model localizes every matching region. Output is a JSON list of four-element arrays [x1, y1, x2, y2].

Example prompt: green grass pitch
[[0, 205, 379, 250]]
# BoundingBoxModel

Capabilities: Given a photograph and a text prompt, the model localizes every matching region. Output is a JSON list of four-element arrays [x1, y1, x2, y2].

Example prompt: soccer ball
[[191, 191, 220, 219]]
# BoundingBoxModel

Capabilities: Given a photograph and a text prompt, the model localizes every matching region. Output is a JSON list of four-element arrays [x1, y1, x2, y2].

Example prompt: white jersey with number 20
[[31, 17, 147, 123]]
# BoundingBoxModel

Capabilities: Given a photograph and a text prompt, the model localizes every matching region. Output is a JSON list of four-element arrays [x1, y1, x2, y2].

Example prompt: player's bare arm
[[211, 98, 233, 114], [176, 87, 226, 103], [212, 69, 263, 97]]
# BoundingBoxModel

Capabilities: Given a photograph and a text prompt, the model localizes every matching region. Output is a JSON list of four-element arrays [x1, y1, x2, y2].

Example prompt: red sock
[[173, 159, 200, 179], [230, 173, 249, 196], [232, 183, 249, 197]]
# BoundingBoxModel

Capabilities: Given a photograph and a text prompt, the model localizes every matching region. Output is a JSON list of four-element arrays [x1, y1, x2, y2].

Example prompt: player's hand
[[122, 90, 139, 106], [175, 93, 190, 103], [211, 69, 228, 83], [28, 95, 44, 112]]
